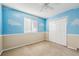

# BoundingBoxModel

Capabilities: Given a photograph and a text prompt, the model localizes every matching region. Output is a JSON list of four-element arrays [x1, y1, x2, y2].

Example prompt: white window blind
[[24, 17, 31, 33]]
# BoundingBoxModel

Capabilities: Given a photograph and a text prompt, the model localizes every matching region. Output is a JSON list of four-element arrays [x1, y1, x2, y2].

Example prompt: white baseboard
[[68, 46, 77, 50], [0, 50, 3, 55], [3, 40, 44, 51]]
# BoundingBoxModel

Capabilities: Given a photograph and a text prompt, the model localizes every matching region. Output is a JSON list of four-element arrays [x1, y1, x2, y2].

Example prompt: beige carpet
[[1, 41, 79, 56]]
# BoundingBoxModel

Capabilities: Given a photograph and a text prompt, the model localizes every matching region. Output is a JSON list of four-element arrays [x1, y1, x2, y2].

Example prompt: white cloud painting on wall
[[71, 19, 79, 26], [8, 19, 22, 26]]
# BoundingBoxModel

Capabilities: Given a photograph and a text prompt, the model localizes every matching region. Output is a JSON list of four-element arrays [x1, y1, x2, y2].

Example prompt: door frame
[[48, 17, 67, 46]]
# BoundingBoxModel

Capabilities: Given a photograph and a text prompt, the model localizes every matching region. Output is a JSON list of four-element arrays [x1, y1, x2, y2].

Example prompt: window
[[32, 20, 38, 32], [24, 17, 38, 33], [24, 17, 31, 33]]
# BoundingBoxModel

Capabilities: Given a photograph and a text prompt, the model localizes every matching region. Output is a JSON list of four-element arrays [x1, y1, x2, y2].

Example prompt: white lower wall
[[44, 32, 49, 41], [3, 32, 79, 52], [0, 36, 3, 55], [67, 34, 79, 50], [3, 32, 45, 51]]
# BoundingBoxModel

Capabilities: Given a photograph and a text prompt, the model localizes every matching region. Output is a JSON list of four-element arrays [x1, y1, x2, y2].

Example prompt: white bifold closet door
[[49, 17, 67, 46]]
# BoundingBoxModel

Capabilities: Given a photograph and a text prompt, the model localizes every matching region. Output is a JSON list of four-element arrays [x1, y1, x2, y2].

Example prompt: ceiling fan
[[40, 3, 54, 12]]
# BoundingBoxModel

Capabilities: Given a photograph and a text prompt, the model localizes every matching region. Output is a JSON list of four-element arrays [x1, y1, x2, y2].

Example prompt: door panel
[[49, 17, 67, 46]]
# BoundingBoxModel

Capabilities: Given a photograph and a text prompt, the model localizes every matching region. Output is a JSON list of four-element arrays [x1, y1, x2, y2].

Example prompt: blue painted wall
[[48, 8, 79, 34], [38, 18, 46, 32], [1, 5, 79, 35], [2, 6, 24, 34], [2, 5, 46, 35], [0, 5, 2, 35]]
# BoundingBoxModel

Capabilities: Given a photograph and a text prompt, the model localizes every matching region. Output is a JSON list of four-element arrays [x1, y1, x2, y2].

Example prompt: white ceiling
[[2, 3, 79, 18]]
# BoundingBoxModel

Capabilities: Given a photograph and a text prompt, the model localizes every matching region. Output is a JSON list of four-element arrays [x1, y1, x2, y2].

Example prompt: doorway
[[49, 17, 67, 46]]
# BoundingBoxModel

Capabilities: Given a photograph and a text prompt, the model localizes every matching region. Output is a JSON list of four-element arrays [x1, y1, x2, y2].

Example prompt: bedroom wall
[[47, 7, 79, 49], [0, 5, 3, 54], [2, 5, 46, 50], [48, 8, 79, 34]]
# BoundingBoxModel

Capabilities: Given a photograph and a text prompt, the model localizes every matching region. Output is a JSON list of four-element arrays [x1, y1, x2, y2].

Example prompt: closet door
[[49, 17, 67, 46]]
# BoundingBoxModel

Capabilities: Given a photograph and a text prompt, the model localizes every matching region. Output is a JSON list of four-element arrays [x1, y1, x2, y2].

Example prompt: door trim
[[48, 17, 67, 46]]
